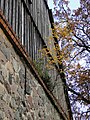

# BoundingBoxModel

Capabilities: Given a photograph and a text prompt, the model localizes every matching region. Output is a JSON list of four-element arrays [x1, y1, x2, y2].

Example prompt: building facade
[[0, 0, 72, 120]]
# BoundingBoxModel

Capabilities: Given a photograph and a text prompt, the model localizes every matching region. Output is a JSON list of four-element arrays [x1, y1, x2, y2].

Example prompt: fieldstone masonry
[[0, 28, 63, 120]]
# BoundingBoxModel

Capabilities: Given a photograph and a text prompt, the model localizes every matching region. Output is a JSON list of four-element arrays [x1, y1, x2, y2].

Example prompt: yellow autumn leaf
[[77, 63, 81, 69]]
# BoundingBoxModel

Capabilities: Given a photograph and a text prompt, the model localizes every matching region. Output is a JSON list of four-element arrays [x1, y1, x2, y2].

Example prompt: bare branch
[[66, 85, 90, 104]]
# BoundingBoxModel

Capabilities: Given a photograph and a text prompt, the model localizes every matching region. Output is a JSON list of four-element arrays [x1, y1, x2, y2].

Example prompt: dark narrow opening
[[24, 67, 27, 95]]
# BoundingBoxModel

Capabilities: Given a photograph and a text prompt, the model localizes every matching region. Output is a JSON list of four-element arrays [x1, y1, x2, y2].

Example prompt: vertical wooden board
[[43, 4, 45, 41], [31, 22, 34, 59], [30, 0, 32, 15], [0, 0, 4, 12], [8, 0, 12, 26], [24, 0, 26, 4], [32, 23, 34, 60], [37, 0, 39, 31], [34, 0, 36, 24], [24, 8, 27, 49], [43, 1, 45, 37], [35, 29, 37, 60], [21, 2, 24, 45], [46, 10, 48, 38], [3, 0, 5, 15], [38, 0, 41, 34], [35, 31, 38, 60], [29, 19, 32, 57], [4, 0, 9, 21], [26, 0, 29, 10], [40, 0, 42, 35], [11, 0, 16, 32], [32, 0, 34, 21], [47, 11, 49, 37], [15, 0, 19, 37], [28, 18, 31, 56], [28, 19, 30, 55], [36, 0, 39, 26], [32, 27, 35, 60], [24, 8, 26, 48], [25, 12, 29, 52], [18, 0, 22, 41], [36, 31, 41, 60], [30, 21, 32, 58], [28, 0, 31, 10], [29, 19, 32, 58], [38, 36, 41, 59], [17, 0, 20, 37], [35, 0, 37, 25], [0, 0, 6, 19], [7, 0, 10, 21], [39, 38, 43, 59], [33, 27, 35, 60], [44, 6, 47, 44], [27, 16, 30, 53], [40, 0, 43, 37], [24, 8, 27, 48]]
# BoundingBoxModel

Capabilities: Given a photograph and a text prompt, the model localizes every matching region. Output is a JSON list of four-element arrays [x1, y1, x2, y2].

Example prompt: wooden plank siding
[[0, 0, 59, 89], [0, 0, 52, 61], [0, 0, 58, 85]]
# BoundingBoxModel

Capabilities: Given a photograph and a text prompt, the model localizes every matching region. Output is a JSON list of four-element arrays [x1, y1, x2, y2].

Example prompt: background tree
[[52, 0, 90, 119]]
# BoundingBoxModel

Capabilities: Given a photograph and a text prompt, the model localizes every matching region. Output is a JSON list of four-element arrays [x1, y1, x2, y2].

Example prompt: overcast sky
[[48, 0, 80, 10]]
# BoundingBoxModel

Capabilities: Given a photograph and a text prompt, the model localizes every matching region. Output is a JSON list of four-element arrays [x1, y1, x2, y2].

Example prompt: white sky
[[48, 0, 80, 10], [48, 0, 54, 9], [68, 0, 80, 10]]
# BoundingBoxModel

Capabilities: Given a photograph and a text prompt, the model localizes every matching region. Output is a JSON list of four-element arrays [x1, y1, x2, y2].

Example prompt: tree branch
[[66, 85, 90, 104], [73, 33, 90, 53]]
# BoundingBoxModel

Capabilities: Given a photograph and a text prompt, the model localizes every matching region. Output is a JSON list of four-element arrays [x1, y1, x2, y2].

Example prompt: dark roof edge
[[43, 2, 73, 119], [49, 12, 73, 120], [43, 0, 54, 25]]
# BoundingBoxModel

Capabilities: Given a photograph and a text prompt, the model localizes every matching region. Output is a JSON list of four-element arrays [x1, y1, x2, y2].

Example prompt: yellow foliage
[[77, 63, 81, 69]]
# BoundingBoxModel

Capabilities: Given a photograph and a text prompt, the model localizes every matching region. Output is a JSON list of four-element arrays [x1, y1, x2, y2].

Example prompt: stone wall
[[0, 28, 65, 120]]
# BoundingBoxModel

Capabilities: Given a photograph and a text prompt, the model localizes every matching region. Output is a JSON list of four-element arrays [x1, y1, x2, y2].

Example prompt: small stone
[[27, 95, 33, 108], [15, 96, 20, 106], [0, 51, 7, 64], [26, 83, 32, 95], [0, 111, 5, 120], [5, 61, 14, 74], [14, 110, 20, 120], [17, 86, 24, 99], [22, 114, 27, 120], [0, 71, 4, 84], [12, 58, 20, 72], [10, 97, 17, 109], [0, 83, 7, 97], [4, 81, 11, 94], [11, 83, 18, 94], [8, 73, 13, 85], [26, 112, 33, 120], [38, 98, 44, 106], [3, 94, 8, 102], [4, 117, 10, 120], [15, 73, 20, 84], [19, 69, 25, 80], [0, 64, 7, 79], [38, 109, 44, 118], [0, 44, 10, 60]]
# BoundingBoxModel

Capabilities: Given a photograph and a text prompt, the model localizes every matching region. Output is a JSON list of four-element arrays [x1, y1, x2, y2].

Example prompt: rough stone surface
[[0, 29, 65, 120]]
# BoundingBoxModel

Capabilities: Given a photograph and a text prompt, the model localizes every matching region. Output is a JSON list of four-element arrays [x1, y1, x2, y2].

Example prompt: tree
[[47, 0, 90, 119]]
